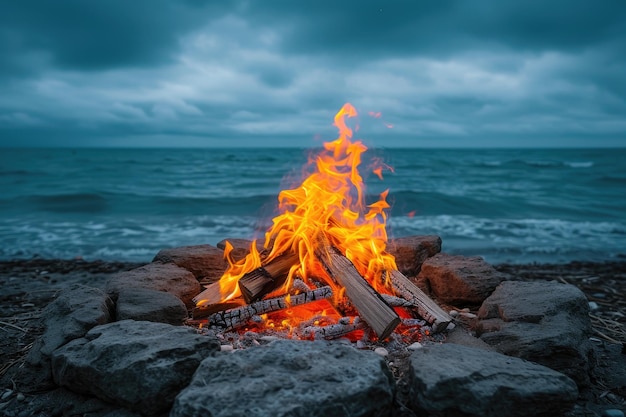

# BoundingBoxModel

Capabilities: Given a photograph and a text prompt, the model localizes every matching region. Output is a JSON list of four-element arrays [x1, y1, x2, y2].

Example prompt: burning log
[[315, 243, 400, 340], [238, 252, 299, 303], [301, 317, 366, 340], [208, 286, 333, 330], [193, 252, 299, 307], [386, 269, 452, 333], [192, 301, 244, 320]]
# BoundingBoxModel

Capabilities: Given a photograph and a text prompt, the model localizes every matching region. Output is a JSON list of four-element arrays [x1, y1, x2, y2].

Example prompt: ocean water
[[0, 147, 624, 264]]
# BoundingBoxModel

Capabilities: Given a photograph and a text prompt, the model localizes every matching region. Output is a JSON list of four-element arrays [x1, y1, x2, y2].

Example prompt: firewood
[[208, 286, 333, 330], [315, 243, 400, 340], [238, 252, 299, 303], [192, 301, 244, 319], [193, 252, 300, 306], [193, 280, 225, 307], [301, 317, 366, 340], [386, 269, 452, 332]]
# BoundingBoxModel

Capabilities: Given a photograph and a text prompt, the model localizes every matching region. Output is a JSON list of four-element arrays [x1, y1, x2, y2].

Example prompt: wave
[[564, 161, 594, 168], [388, 215, 626, 264], [23, 193, 109, 213]]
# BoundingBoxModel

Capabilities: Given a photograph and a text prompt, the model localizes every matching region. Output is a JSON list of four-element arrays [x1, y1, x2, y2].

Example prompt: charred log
[[386, 269, 452, 332], [315, 242, 400, 340], [208, 286, 333, 330]]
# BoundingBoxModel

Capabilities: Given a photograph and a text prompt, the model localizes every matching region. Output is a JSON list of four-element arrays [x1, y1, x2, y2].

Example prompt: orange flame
[[207, 103, 397, 311]]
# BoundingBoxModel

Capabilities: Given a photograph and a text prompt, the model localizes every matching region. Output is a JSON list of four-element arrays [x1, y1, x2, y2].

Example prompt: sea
[[1, 147, 625, 265]]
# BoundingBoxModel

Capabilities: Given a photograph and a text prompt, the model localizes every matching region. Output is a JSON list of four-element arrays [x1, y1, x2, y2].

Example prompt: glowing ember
[[196, 103, 404, 335]]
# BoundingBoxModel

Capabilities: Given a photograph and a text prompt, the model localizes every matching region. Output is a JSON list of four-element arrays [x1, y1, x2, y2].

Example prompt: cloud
[[0, 1, 624, 147]]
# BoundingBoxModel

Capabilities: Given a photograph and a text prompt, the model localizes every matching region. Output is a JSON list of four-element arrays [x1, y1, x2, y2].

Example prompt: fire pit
[[8, 104, 601, 417], [190, 103, 450, 346]]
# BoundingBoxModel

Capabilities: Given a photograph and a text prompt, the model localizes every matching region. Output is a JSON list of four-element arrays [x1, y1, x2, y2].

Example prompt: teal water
[[1, 148, 624, 264]]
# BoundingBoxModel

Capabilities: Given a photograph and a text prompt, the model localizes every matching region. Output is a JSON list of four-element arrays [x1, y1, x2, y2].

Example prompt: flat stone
[[106, 262, 200, 308], [153, 244, 228, 283], [26, 285, 114, 373], [476, 280, 594, 386], [417, 253, 507, 306], [408, 343, 578, 417], [51, 320, 220, 416], [116, 287, 187, 325], [387, 235, 441, 277], [171, 340, 395, 417]]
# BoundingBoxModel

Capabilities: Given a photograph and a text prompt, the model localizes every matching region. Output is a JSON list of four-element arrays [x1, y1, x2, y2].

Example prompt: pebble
[[460, 308, 470, 313], [356, 340, 367, 349], [16, 393, 25, 402], [459, 312, 477, 319], [1, 390, 12, 401], [446, 323, 456, 331], [39, 270, 49, 275], [220, 345, 234, 352], [449, 310, 459, 318], [20, 303, 35, 308], [602, 409, 625, 417], [374, 347, 389, 357], [408, 342, 423, 351], [588, 301, 599, 311]]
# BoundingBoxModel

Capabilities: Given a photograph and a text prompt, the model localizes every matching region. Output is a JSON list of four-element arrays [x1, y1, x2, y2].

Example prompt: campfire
[[192, 103, 451, 343]]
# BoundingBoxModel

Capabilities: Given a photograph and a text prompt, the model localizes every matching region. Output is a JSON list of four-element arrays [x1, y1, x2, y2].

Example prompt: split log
[[192, 252, 299, 306], [208, 286, 333, 330], [386, 269, 452, 333], [315, 243, 400, 340], [238, 252, 299, 303], [193, 282, 225, 307]]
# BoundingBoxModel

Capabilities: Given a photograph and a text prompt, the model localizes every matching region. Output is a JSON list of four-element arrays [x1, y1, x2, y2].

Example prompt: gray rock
[[408, 343, 578, 417], [417, 253, 507, 305], [171, 340, 395, 417], [51, 320, 220, 416], [106, 262, 200, 308], [444, 325, 495, 352], [27, 285, 114, 370], [116, 287, 187, 325], [387, 235, 441, 277], [153, 244, 227, 283], [476, 280, 594, 386]]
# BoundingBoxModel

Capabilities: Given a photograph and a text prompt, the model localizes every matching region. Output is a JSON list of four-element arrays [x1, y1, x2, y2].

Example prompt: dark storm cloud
[[243, 1, 626, 57], [0, 0, 223, 74], [0, 1, 625, 147]]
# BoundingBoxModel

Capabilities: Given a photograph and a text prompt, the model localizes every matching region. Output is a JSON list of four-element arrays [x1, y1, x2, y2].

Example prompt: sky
[[0, 1, 625, 148]]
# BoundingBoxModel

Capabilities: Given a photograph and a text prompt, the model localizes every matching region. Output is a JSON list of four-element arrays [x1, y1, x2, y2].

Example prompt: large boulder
[[153, 244, 228, 283], [106, 262, 200, 308], [408, 343, 578, 417], [387, 235, 441, 277], [416, 253, 507, 305], [171, 340, 395, 417], [115, 287, 188, 325], [476, 280, 594, 386], [26, 285, 114, 377], [51, 320, 220, 416]]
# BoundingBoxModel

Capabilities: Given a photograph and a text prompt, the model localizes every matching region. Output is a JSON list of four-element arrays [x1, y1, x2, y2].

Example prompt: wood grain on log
[[386, 269, 452, 332], [208, 286, 333, 330], [238, 252, 299, 303], [315, 242, 400, 340]]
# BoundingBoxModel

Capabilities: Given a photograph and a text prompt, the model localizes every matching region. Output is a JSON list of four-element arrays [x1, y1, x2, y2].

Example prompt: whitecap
[[564, 161, 594, 168]]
